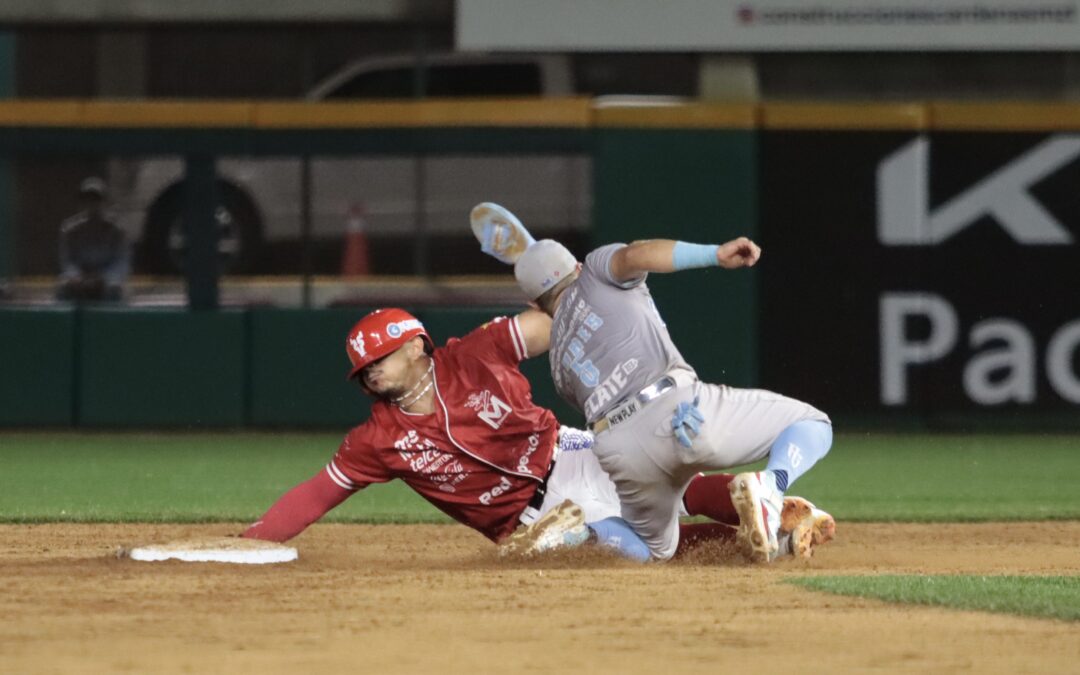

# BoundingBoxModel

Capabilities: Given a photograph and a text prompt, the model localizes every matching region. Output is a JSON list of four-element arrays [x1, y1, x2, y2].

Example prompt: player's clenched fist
[[716, 236, 761, 269]]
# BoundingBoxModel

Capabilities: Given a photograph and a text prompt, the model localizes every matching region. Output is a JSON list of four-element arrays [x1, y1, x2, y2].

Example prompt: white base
[[126, 537, 298, 564]]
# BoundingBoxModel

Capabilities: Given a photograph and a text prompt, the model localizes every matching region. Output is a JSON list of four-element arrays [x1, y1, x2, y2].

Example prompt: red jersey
[[328, 315, 560, 542]]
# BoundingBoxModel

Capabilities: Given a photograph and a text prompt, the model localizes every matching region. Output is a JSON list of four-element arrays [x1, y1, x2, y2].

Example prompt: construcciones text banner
[[458, 0, 1080, 51]]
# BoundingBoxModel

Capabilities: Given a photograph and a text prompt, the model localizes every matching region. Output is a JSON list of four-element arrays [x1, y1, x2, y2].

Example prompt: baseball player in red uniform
[[243, 307, 834, 560]]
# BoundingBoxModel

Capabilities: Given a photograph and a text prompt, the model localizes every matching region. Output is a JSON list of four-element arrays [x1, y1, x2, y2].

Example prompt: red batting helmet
[[345, 308, 432, 380]]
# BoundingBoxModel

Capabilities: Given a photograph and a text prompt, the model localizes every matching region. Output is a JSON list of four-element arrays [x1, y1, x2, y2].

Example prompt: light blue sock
[[587, 517, 651, 562], [765, 420, 833, 493]]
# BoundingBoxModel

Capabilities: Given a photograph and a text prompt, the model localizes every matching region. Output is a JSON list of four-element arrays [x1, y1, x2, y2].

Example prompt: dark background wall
[[593, 126, 758, 389], [758, 120, 1080, 429], [15, 26, 699, 100]]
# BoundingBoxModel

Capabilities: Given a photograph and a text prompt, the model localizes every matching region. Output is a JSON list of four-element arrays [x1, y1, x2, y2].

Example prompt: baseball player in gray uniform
[[472, 203, 833, 563]]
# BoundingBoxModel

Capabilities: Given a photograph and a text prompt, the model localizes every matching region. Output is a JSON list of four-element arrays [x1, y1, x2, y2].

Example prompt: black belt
[[526, 456, 558, 511]]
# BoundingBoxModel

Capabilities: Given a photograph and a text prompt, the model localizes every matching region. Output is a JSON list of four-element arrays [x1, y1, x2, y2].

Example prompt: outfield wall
[[0, 302, 739, 429], [0, 306, 557, 428]]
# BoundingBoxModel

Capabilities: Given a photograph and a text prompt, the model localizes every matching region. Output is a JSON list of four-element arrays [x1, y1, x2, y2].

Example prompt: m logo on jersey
[[465, 390, 512, 429]]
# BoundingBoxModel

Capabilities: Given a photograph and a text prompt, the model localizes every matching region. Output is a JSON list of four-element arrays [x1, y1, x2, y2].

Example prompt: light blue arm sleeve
[[671, 242, 719, 270]]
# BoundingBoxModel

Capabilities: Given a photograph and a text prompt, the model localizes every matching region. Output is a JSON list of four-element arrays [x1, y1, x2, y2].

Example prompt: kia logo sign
[[877, 135, 1078, 246]]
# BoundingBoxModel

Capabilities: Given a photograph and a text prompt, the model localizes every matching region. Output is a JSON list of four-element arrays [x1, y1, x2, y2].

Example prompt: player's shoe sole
[[729, 472, 776, 563], [470, 202, 536, 265], [499, 499, 588, 557], [780, 497, 836, 558]]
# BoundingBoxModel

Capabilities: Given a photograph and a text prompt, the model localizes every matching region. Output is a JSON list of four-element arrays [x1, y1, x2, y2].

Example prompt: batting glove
[[671, 396, 705, 448]]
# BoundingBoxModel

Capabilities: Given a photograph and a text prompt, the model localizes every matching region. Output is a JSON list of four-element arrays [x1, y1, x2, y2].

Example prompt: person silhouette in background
[[57, 177, 130, 302]]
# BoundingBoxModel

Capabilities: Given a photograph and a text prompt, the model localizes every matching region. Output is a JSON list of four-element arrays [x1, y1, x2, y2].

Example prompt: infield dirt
[[2, 522, 1078, 674]]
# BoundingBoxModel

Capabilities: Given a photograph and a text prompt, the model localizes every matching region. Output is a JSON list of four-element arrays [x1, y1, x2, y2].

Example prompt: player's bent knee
[[788, 419, 833, 457]]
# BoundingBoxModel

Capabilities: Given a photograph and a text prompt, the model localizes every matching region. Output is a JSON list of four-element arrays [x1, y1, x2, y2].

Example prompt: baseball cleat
[[471, 202, 536, 265], [499, 499, 589, 557], [810, 506, 837, 545], [729, 472, 781, 563], [780, 497, 836, 558]]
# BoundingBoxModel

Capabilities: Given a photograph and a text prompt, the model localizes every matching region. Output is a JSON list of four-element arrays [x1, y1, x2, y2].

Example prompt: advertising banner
[[458, 0, 1080, 51], [758, 129, 1080, 421]]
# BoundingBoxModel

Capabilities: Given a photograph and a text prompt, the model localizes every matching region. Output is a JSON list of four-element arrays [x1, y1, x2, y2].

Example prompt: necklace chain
[[392, 360, 434, 409], [397, 378, 435, 410]]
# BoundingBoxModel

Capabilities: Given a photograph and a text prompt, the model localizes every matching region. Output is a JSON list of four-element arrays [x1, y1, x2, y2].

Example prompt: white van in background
[[107, 52, 589, 273]]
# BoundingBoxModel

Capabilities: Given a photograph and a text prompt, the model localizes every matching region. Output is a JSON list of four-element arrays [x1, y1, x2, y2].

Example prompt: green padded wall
[[0, 307, 75, 425], [78, 308, 246, 427], [592, 128, 758, 387], [248, 307, 374, 428], [249, 306, 580, 429]]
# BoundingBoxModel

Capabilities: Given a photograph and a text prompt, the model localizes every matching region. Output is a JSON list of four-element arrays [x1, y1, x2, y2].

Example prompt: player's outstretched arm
[[516, 308, 552, 357], [609, 237, 761, 282], [242, 468, 355, 542]]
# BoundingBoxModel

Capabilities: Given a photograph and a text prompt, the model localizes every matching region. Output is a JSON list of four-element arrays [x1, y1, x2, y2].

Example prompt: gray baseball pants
[[591, 377, 830, 560]]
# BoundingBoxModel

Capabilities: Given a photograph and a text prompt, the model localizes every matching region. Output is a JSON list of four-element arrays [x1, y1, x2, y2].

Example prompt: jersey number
[[563, 338, 600, 388]]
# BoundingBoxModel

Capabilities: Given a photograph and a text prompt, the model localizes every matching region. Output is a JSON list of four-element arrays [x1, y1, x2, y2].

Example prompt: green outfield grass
[[788, 575, 1080, 622], [0, 432, 429, 524], [0, 431, 1078, 523]]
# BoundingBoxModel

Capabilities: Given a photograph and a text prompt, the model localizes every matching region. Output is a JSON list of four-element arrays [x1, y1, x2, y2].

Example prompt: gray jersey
[[549, 243, 694, 424]]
